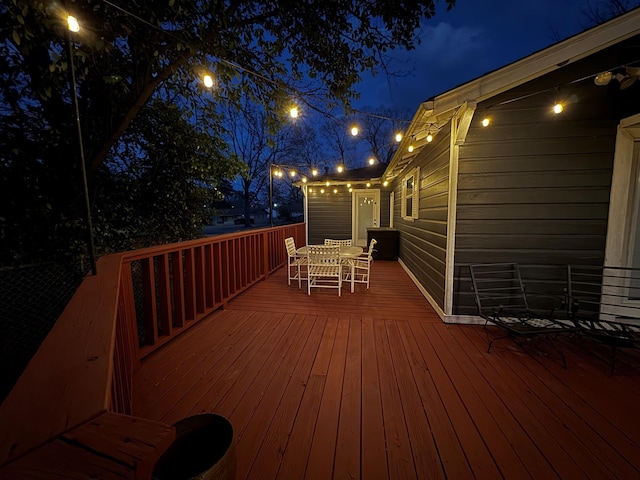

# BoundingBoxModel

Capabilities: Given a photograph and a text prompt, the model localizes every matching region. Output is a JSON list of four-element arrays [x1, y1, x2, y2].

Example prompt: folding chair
[[469, 263, 577, 367]]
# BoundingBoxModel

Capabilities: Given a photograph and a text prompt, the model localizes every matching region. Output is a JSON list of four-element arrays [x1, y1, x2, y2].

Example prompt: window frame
[[401, 167, 420, 220]]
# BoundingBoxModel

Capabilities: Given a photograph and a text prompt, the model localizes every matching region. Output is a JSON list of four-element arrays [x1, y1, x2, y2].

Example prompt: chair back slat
[[469, 263, 529, 314]]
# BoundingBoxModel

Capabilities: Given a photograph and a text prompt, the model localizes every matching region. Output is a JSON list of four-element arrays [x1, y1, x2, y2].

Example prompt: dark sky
[[354, 0, 590, 110]]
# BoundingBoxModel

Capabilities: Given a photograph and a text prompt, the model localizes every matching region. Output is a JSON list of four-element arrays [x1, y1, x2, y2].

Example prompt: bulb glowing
[[482, 117, 490, 127], [351, 126, 359, 136], [333, 189, 338, 194], [289, 170, 296, 177], [203, 74, 214, 88], [383, 180, 389, 187], [337, 165, 344, 173], [408, 145, 414, 153], [320, 189, 325, 194], [368, 157, 375, 165], [349, 188, 353, 192], [290, 107, 299, 118], [302, 177, 307, 183], [346, 183, 351, 188], [553, 103, 563, 114], [326, 181, 330, 186], [311, 169, 318, 176], [366, 182, 371, 188], [395, 132, 403, 142], [426, 134, 433, 143], [67, 15, 80, 32]]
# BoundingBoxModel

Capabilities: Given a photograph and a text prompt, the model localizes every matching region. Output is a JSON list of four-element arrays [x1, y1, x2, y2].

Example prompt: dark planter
[[153, 414, 236, 480]]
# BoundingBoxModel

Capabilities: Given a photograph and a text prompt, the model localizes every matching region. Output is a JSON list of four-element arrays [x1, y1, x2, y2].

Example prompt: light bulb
[[348, 188, 352, 192], [395, 133, 403, 142], [408, 145, 414, 152], [351, 126, 359, 136], [368, 157, 375, 165], [290, 107, 299, 118], [366, 182, 371, 188], [482, 117, 490, 127], [320, 189, 325, 194], [337, 165, 344, 173], [553, 103, 563, 114], [203, 74, 214, 88], [326, 181, 330, 186], [346, 183, 351, 188], [311, 169, 318, 176], [302, 177, 307, 183], [383, 180, 389, 187], [426, 134, 433, 143], [289, 170, 296, 177], [333, 189, 338, 194], [67, 15, 80, 32]]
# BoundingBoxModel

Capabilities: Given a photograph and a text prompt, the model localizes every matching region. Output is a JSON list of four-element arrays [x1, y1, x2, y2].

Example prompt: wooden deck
[[132, 261, 640, 480]]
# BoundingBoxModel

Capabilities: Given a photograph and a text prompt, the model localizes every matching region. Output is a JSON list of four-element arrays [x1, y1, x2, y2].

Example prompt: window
[[401, 167, 419, 220]]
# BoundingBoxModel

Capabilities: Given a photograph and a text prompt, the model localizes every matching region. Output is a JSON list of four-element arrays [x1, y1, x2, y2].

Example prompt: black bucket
[[152, 414, 236, 480]]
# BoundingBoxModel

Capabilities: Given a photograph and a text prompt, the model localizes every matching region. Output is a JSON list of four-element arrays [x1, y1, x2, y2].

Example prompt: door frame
[[351, 189, 380, 247]]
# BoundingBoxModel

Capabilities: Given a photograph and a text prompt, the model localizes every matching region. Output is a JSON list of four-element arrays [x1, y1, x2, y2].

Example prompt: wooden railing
[[0, 223, 305, 477]]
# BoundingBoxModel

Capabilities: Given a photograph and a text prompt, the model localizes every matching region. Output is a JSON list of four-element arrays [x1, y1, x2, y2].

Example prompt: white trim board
[[398, 258, 446, 321]]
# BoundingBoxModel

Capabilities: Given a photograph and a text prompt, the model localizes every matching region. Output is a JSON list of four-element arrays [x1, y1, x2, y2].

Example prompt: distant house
[[296, 163, 392, 245], [302, 8, 640, 323]]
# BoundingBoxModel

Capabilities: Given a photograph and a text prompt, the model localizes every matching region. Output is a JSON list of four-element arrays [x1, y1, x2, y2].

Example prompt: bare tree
[[580, 0, 640, 27]]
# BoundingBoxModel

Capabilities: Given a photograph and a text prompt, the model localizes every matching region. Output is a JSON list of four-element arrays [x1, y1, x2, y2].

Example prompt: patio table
[[297, 245, 363, 293]]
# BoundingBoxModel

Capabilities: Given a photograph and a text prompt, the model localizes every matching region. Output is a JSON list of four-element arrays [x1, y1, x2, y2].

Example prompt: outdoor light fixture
[[333, 189, 338, 194], [337, 165, 344, 173], [301, 177, 307, 183], [366, 182, 371, 188], [395, 132, 403, 142], [326, 181, 330, 186], [65, 13, 97, 275], [553, 103, 564, 114], [482, 117, 490, 127], [408, 145, 414, 152], [289, 170, 296, 177], [321, 188, 325, 193], [594, 71, 613, 86], [426, 133, 433, 143], [351, 126, 359, 136], [383, 180, 389, 187], [289, 106, 299, 118], [368, 157, 375, 165], [348, 188, 352, 192], [311, 168, 318, 176]]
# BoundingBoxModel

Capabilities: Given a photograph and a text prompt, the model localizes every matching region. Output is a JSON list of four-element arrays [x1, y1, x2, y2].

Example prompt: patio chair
[[285, 237, 306, 289], [469, 263, 577, 367], [307, 245, 342, 296], [565, 264, 640, 375], [345, 238, 377, 290], [324, 239, 352, 246]]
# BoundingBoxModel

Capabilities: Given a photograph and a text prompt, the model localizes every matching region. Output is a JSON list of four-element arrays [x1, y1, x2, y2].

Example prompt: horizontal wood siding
[[452, 72, 629, 314], [308, 189, 353, 244], [379, 190, 391, 227], [391, 125, 451, 310]]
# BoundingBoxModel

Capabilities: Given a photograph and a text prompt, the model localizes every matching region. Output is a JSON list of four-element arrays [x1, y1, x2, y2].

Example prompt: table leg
[[351, 264, 355, 293]]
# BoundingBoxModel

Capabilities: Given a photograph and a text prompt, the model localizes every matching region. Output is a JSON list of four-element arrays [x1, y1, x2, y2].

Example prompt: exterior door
[[604, 113, 640, 318], [352, 189, 380, 247]]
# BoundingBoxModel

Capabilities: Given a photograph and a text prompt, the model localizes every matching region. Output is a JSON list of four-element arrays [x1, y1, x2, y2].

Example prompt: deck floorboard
[[132, 261, 640, 479]]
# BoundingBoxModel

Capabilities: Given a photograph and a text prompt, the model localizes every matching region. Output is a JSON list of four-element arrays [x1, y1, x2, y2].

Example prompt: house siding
[[307, 188, 391, 245], [452, 77, 629, 314], [392, 124, 452, 310]]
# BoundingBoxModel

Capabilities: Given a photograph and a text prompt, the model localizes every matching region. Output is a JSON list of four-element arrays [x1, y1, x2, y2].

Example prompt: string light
[[553, 103, 564, 114], [301, 177, 307, 183], [426, 133, 433, 143], [481, 117, 490, 127], [202, 74, 214, 88], [311, 168, 318, 176], [383, 180, 389, 187], [333, 188, 338, 194], [289, 106, 299, 118], [67, 15, 80, 32], [337, 165, 344, 173], [395, 132, 403, 142], [408, 145, 414, 153], [289, 170, 296, 177], [351, 126, 359, 136], [366, 182, 371, 188], [368, 157, 375, 165]]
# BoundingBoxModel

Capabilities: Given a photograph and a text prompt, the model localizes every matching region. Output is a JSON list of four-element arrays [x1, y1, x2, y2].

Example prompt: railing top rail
[[118, 223, 303, 262]]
